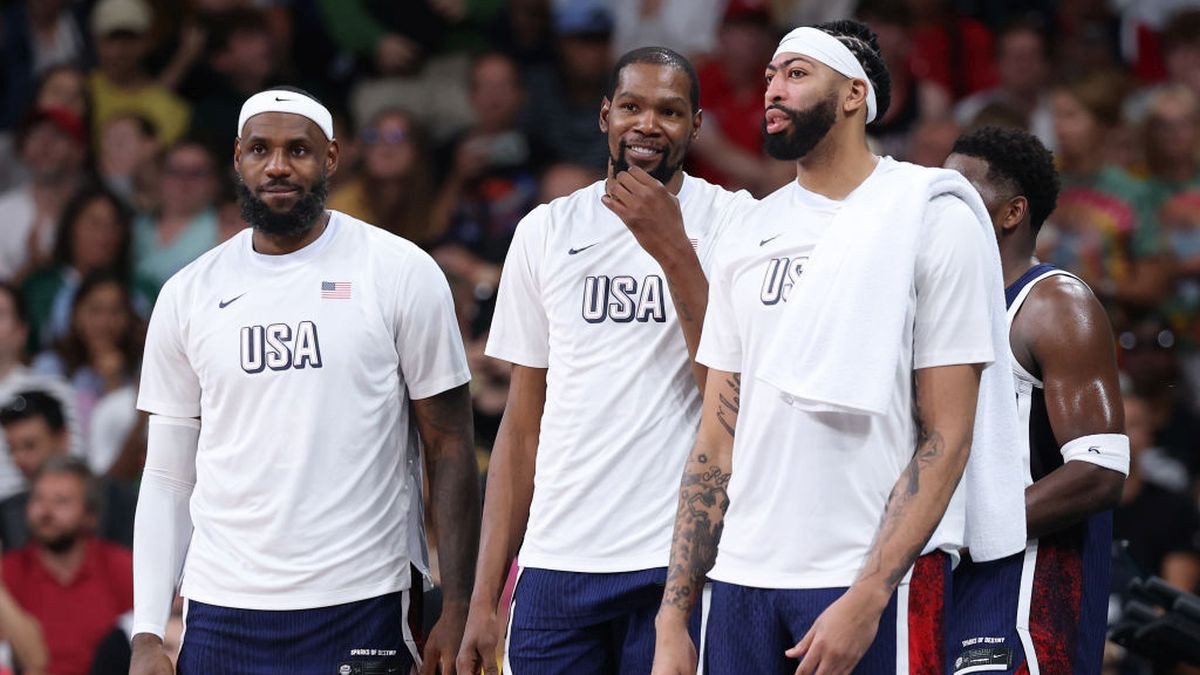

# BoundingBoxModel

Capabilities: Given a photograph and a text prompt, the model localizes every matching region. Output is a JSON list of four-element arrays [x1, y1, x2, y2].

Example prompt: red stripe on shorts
[[907, 552, 947, 673]]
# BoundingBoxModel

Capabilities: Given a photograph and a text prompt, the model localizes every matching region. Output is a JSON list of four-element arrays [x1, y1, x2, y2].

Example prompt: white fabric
[[1061, 433, 1131, 476], [774, 26, 878, 123], [0, 188, 55, 282], [756, 160, 1027, 562], [86, 385, 137, 475], [238, 89, 334, 140], [698, 162, 992, 587], [486, 175, 750, 572], [131, 415, 199, 639], [136, 210, 469, 609]]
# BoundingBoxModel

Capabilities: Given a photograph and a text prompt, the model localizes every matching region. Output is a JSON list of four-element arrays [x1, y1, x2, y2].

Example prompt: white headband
[[238, 89, 335, 140], [774, 26, 877, 123]]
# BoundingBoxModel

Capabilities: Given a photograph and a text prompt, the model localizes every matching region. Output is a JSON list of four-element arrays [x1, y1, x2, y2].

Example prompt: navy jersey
[[951, 264, 1111, 675]]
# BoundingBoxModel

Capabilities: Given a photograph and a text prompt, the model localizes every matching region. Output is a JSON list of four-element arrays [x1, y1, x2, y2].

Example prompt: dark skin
[[655, 55, 980, 675], [455, 62, 710, 674], [131, 111, 481, 675], [945, 153, 1125, 541]]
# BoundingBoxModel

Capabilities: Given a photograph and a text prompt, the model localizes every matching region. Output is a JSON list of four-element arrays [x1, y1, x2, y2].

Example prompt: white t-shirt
[[698, 166, 995, 590], [0, 188, 54, 282], [486, 175, 749, 573], [137, 211, 470, 610]]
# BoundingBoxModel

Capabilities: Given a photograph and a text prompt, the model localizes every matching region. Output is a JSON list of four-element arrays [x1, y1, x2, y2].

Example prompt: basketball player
[[455, 48, 750, 674], [129, 87, 480, 674], [652, 21, 1023, 674], [945, 127, 1127, 674]]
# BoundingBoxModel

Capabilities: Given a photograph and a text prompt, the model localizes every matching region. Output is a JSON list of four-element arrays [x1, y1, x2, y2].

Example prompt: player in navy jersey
[[945, 126, 1128, 674]]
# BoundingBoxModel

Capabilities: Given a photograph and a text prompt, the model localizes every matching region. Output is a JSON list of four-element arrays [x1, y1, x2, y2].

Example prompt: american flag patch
[[321, 281, 351, 299]]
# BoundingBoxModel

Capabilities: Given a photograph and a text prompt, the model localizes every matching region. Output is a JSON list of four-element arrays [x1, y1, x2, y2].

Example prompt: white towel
[[756, 160, 1026, 562]]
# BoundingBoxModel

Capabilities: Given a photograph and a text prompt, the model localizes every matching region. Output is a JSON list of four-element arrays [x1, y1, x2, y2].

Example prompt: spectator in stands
[[857, 0, 951, 160], [1, 456, 133, 675], [0, 574, 48, 675], [688, 0, 792, 196], [22, 185, 150, 352], [955, 21, 1056, 149], [132, 140, 218, 290], [32, 63, 89, 123], [328, 108, 441, 243], [905, 0, 998, 100], [0, 0, 89, 134], [432, 51, 542, 333], [1114, 390, 1200, 592], [1144, 86, 1200, 214], [611, 0, 723, 60], [33, 271, 142, 439], [1159, 10, 1200, 104], [1040, 71, 1167, 317], [537, 162, 602, 204], [519, 0, 614, 169], [87, 0, 190, 147], [0, 108, 89, 283], [97, 113, 159, 211], [0, 285, 77, 503], [188, 8, 279, 147], [0, 391, 134, 550]]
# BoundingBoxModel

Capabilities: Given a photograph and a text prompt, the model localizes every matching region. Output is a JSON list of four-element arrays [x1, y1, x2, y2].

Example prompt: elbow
[[1096, 469, 1126, 511]]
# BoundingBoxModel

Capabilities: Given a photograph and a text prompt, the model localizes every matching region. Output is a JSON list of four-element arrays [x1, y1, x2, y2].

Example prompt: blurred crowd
[[0, 0, 1197, 673]]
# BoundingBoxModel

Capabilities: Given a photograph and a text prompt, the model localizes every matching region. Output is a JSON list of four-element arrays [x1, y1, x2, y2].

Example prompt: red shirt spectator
[[1, 457, 132, 675], [910, 15, 998, 100]]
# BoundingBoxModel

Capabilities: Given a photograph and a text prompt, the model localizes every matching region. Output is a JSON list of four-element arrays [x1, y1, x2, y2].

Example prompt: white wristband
[[1060, 433, 1130, 476]]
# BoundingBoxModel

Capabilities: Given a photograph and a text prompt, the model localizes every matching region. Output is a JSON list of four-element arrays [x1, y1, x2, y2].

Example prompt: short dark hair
[[33, 455, 101, 515], [52, 183, 133, 276], [0, 390, 67, 433], [952, 126, 1060, 234], [607, 47, 701, 113], [812, 19, 893, 125], [1161, 9, 1200, 53]]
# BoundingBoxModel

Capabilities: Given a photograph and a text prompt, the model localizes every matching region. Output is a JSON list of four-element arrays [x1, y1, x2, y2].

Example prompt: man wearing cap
[[0, 107, 88, 281], [652, 20, 1025, 674], [129, 87, 480, 675], [88, 0, 190, 146]]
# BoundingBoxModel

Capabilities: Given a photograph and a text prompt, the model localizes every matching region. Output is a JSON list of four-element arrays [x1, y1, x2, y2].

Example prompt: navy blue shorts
[[950, 514, 1111, 675], [704, 552, 951, 675], [504, 566, 701, 674], [177, 590, 421, 675]]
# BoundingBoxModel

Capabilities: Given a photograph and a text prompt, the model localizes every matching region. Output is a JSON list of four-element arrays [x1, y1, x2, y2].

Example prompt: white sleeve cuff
[[1061, 433, 1130, 476]]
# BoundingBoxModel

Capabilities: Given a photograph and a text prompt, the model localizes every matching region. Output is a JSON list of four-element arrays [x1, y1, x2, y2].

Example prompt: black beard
[[610, 139, 683, 184], [41, 531, 79, 554], [761, 92, 839, 161], [236, 175, 329, 238]]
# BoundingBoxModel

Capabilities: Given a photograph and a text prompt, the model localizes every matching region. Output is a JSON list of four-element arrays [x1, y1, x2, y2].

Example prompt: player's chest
[[186, 276, 393, 378], [540, 238, 680, 327]]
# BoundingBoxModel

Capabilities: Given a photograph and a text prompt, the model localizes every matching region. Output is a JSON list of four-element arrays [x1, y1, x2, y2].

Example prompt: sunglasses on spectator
[[361, 128, 409, 145]]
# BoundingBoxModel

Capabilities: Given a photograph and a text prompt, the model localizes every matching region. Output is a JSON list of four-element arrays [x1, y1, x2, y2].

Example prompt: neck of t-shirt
[[246, 211, 339, 270]]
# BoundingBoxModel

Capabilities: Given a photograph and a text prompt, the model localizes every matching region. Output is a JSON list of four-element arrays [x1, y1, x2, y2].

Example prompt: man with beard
[[456, 47, 751, 675], [2, 456, 132, 675], [128, 87, 480, 675], [652, 21, 1026, 675]]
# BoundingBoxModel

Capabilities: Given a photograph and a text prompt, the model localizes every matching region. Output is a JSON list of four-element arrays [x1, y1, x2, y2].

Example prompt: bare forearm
[[428, 439, 481, 608], [414, 385, 481, 609], [661, 251, 709, 392], [1026, 462, 1124, 539], [0, 587, 48, 671], [470, 439, 535, 608], [855, 428, 969, 600], [660, 443, 731, 622], [659, 370, 740, 623]]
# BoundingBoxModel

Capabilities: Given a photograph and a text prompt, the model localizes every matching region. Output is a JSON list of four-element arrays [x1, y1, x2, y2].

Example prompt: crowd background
[[0, 0, 1197, 673]]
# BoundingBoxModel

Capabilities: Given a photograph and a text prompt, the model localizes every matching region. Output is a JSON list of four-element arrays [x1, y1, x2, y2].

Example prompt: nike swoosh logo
[[569, 243, 598, 255], [218, 293, 246, 308], [760, 234, 782, 246], [1088, 446, 1100, 454], [274, 97, 291, 102]]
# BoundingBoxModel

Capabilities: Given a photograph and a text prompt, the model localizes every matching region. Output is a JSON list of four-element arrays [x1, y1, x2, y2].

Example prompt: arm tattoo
[[716, 373, 740, 438], [858, 426, 947, 591], [661, 375, 740, 614]]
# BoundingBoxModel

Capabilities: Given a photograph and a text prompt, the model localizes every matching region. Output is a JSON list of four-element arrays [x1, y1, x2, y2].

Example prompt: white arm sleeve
[[131, 415, 199, 639]]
